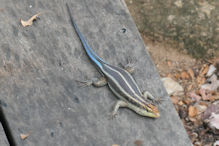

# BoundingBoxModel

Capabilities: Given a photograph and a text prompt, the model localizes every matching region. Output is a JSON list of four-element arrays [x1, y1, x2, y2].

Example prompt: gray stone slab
[[0, 0, 192, 145], [0, 123, 9, 146]]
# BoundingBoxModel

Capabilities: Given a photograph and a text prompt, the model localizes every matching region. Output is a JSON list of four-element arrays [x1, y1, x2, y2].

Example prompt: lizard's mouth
[[146, 104, 160, 118], [154, 112, 160, 118]]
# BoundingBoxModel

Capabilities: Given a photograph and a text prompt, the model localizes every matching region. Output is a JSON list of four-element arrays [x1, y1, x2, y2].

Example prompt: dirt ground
[[142, 36, 197, 76]]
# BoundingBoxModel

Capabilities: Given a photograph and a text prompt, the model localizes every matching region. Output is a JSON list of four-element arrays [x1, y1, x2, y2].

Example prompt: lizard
[[66, 3, 160, 118]]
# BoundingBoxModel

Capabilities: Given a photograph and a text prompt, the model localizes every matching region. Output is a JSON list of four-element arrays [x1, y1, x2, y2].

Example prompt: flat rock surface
[[0, 123, 9, 146], [0, 0, 192, 145]]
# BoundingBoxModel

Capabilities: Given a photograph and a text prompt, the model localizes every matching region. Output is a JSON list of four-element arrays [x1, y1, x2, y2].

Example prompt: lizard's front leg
[[120, 58, 136, 74], [76, 77, 107, 87], [111, 100, 128, 118], [142, 90, 161, 104], [124, 65, 135, 74]]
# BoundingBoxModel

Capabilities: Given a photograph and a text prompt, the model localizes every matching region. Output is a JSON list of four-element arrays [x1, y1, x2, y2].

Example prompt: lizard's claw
[[150, 98, 167, 105], [108, 112, 118, 120], [75, 80, 93, 87]]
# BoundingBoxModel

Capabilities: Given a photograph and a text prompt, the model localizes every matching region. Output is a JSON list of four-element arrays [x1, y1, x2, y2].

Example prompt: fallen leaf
[[188, 91, 201, 101], [204, 112, 219, 134], [186, 84, 193, 91], [202, 74, 219, 92], [170, 96, 178, 105], [178, 101, 184, 106], [20, 12, 42, 27], [189, 117, 197, 122], [188, 68, 194, 79], [199, 101, 208, 106], [199, 89, 212, 101], [180, 71, 190, 80], [183, 98, 193, 105], [134, 140, 143, 146], [203, 103, 219, 120], [20, 133, 29, 140], [167, 73, 174, 79], [174, 73, 181, 80], [195, 104, 207, 114], [190, 132, 198, 143], [211, 94, 219, 101], [188, 106, 198, 117], [199, 64, 209, 76], [196, 76, 206, 86], [167, 61, 172, 67]]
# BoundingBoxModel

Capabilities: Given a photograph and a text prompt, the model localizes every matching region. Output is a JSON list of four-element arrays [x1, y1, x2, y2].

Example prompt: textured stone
[[0, 0, 192, 145], [0, 124, 9, 146]]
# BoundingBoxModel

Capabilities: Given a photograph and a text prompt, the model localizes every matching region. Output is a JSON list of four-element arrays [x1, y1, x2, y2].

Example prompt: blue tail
[[66, 3, 106, 69]]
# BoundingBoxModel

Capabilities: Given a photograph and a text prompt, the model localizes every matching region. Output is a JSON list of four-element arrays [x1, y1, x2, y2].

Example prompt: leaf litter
[[20, 12, 43, 27], [161, 57, 219, 145]]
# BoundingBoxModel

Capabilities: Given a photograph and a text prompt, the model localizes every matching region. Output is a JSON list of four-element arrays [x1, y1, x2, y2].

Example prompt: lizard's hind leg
[[75, 77, 107, 88]]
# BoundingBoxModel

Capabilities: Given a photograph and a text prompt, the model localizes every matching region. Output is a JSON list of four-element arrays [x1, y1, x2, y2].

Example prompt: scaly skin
[[66, 3, 160, 118]]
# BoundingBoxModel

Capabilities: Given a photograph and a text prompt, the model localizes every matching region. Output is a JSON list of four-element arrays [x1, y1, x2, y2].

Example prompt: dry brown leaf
[[178, 101, 184, 106], [187, 84, 193, 91], [188, 92, 201, 101], [188, 106, 198, 117], [196, 76, 206, 85], [167, 61, 172, 67], [167, 73, 174, 79], [170, 96, 178, 105], [199, 101, 208, 106], [20, 12, 42, 27], [188, 68, 194, 79], [199, 64, 209, 76], [180, 71, 190, 80], [213, 58, 219, 66], [175, 73, 181, 80], [211, 94, 219, 101], [189, 117, 197, 122], [196, 104, 207, 115], [134, 140, 143, 146], [199, 89, 212, 101], [20, 133, 29, 140], [183, 98, 193, 105]]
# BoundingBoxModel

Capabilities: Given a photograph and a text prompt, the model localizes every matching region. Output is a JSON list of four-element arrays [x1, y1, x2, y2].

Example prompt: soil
[[142, 36, 197, 76]]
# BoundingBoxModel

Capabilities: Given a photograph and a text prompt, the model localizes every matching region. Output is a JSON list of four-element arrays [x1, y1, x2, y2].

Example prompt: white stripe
[[101, 66, 148, 108], [126, 72, 142, 95], [104, 64, 147, 104]]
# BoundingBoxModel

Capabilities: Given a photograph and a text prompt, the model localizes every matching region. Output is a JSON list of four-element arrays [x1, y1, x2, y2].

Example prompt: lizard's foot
[[119, 59, 136, 74], [142, 90, 165, 105], [108, 112, 118, 120], [109, 100, 128, 120], [75, 79, 93, 87], [124, 57, 136, 74]]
